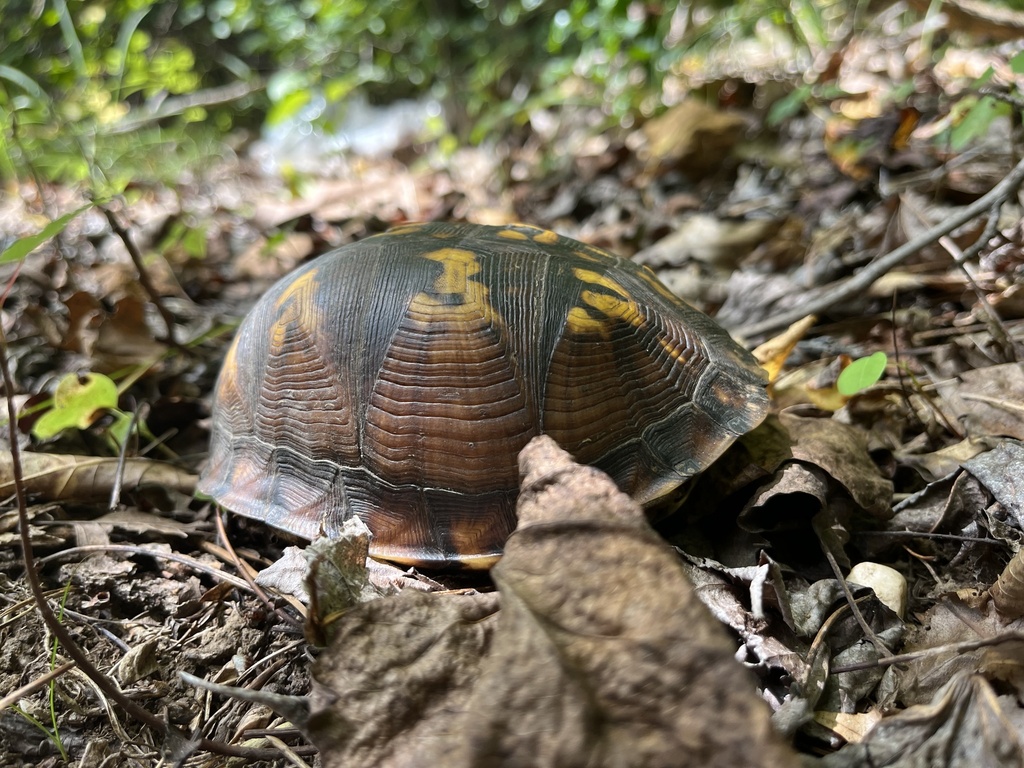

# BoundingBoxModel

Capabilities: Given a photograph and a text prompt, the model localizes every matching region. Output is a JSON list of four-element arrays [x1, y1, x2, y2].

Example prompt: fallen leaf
[[938, 363, 1024, 441], [306, 436, 799, 768], [781, 412, 895, 518], [0, 451, 196, 501], [31, 372, 118, 439], [638, 99, 746, 179], [753, 314, 818, 384], [634, 214, 780, 269], [822, 673, 1024, 767], [963, 440, 1024, 528], [92, 296, 168, 369]]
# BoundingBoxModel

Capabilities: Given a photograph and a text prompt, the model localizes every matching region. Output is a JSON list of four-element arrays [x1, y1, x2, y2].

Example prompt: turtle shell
[[199, 222, 768, 567]]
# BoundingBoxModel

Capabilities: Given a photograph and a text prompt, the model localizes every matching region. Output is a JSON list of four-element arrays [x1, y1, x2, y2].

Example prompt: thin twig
[[923, 201, 1020, 362], [737, 154, 1024, 339], [832, 629, 1024, 674], [212, 510, 306, 627], [107, 80, 265, 135], [98, 202, 184, 351], [37, 544, 254, 591], [815, 517, 893, 659], [0, 325, 178, 736], [0, 661, 77, 711]]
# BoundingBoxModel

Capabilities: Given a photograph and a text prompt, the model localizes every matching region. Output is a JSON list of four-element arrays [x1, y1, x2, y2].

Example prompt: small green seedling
[[837, 351, 887, 396], [32, 372, 119, 439]]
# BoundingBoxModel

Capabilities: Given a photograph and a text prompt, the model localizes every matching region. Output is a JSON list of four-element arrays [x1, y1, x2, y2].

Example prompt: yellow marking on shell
[[273, 268, 319, 311], [412, 248, 497, 323], [583, 290, 643, 326], [387, 222, 429, 236], [566, 267, 691, 364], [566, 305, 609, 335], [566, 267, 640, 335], [584, 244, 616, 260], [270, 269, 320, 347], [572, 248, 609, 265], [218, 335, 243, 393], [657, 336, 691, 364], [638, 264, 682, 303], [573, 268, 630, 298], [532, 228, 559, 245], [423, 248, 481, 294], [497, 228, 530, 241]]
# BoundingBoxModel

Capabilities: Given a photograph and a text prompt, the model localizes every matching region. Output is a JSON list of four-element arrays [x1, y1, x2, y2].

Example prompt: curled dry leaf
[[779, 412, 895, 518], [963, 440, 1024, 529], [304, 521, 388, 644], [306, 436, 799, 768], [0, 450, 196, 501], [990, 547, 1024, 622], [822, 673, 1024, 768]]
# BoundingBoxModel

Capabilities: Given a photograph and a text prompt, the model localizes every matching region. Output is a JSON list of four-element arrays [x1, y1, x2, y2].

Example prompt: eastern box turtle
[[199, 222, 768, 567]]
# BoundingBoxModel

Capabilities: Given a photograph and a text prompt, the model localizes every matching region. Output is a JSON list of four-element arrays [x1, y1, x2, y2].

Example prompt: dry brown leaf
[[899, 596, 1024, 706], [306, 436, 799, 768], [887, 470, 991, 538], [964, 440, 1024, 528], [753, 314, 818, 384], [91, 296, 168, 370], [635, 214, 781, 269], [938, 363, 1024, 442], [822, 673, 1024, 768], [813, 709, 883, 744], [741, 413, 894, 530], [637, 99, 746, 179], [780, 412, 895, 518], [894, 438, 993, 484], [0, 450, 196, 502]]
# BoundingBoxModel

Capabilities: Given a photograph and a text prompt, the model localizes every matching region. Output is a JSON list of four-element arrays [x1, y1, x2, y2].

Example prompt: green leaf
[[32, 373, 119, 439], [767, 85, 812, 127], [951, 95, 1004, 151], [837, 352, 887, 396], [0, 204, 93, 264], [0, 65, 49, 101], [1011, 50, 1024, 75]]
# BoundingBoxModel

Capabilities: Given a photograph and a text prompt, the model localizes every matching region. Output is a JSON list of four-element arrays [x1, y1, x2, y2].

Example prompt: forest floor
[[3, 5, 1024, 768]]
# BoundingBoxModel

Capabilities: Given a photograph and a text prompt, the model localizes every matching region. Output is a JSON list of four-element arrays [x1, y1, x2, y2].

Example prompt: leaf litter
[[4, 12, 1024, 768]]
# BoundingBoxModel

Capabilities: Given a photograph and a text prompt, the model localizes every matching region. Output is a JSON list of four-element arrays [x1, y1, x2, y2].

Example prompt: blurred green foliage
[[2, 0, 1012, 189], [0, 0, 700, 186]]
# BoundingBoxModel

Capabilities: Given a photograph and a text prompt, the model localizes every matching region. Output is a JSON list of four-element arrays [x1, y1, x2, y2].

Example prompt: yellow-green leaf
[[32, 373, 119, 439], [837, 352, 887, 396]]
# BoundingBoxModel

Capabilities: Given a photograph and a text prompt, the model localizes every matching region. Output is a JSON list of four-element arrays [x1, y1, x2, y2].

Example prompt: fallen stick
[[737, 154, 1024, 339]]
